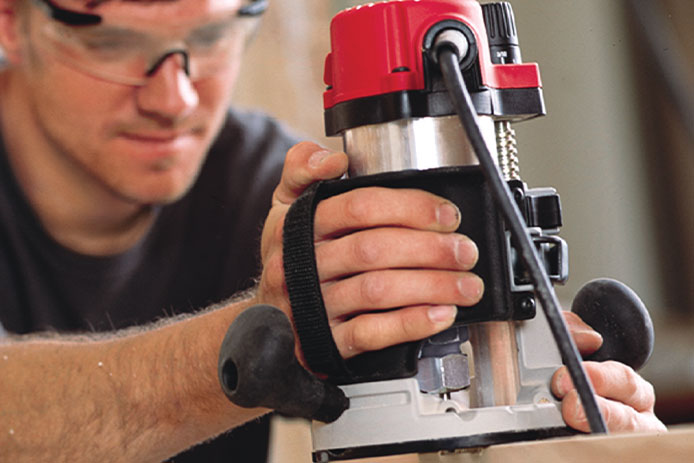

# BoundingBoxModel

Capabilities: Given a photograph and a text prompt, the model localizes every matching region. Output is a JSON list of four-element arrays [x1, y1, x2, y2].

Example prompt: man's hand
[[256, 142, 483, 360], [555, 311, 667, 433]]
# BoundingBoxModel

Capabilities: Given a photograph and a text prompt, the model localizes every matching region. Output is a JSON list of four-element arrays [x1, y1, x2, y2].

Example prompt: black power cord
[[436, 44, 608, 434]]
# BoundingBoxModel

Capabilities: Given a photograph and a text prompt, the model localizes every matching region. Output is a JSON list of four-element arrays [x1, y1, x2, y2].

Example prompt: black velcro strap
[[282, 182, 350, 378], [282, 165, 513, 384]]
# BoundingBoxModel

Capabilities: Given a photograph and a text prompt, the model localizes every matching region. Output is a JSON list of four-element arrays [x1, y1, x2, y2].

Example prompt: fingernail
[[576, 329, 604, 348], [427, 305, 457, 324], [457, 275, 484, 303], [437, 202, 460, 228], [454, 237, 479, 268], [588, 330, 603, 343], [555, 370, 571, 396], [308, 150, 331, 169]]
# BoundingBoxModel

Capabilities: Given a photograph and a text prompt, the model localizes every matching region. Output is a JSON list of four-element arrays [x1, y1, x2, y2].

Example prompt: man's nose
[[135, 53, 199, 121]]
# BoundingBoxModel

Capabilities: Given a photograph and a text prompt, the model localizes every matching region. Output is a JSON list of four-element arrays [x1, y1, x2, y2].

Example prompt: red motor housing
[[323, 0, 545, 136]]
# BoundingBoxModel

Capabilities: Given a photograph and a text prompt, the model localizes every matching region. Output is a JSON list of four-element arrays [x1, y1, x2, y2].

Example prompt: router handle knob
[[571, 278, 654, 371], [482, 2, 522, 64], [217, 304, 349, 423]]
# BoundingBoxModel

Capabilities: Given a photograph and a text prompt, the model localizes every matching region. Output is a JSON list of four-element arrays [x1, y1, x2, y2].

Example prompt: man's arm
[[0, 300, 265, 463], [0, 141, 481, 462]]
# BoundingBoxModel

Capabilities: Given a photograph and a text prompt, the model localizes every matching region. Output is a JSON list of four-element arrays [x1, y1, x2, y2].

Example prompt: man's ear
[[0, 0, 23, 64]]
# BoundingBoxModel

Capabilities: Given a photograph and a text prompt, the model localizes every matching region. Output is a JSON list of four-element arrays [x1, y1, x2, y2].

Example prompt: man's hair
[[19, 0, 180, 8]]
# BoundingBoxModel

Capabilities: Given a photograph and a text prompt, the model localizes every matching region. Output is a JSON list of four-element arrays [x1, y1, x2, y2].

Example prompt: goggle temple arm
[[35, 0, 102, 26], [239, 0, 269, 17], [36, 0, 268, 26]]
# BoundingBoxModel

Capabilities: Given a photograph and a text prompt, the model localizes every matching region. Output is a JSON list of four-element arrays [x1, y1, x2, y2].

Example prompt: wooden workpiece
[[269, 418, 692, 462], [416, 426, 691, 463]]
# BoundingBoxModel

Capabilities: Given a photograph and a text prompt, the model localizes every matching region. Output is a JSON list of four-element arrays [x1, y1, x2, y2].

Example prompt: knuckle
[[274, 216, 285, 243], [287, 141, 318, 161], [340, 325, 358, 354], [343, 190, 373, 224], [562, 311, 584, 329], [642, 380, 657, 408], [349, 319, 378, 352], [592, 369, 608, 392], [611, 402, 642, 432], [396, 310, 419, 341], [263, 252, 286, 290], [587, 361, 609, 391], [352, 235, 382, 266], [601, 399, 613, 427], [623, 373, 642, 400], [359, 273, 387, 307], [609, 361, 641, 398], [627, 410, 641, 431]]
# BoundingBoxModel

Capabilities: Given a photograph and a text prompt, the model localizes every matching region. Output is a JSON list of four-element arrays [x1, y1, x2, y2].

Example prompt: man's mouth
[[119, 130, 195, 143]]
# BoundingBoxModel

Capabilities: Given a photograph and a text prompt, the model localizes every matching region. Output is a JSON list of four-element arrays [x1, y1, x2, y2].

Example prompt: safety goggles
[[33, 0, 268, 86]]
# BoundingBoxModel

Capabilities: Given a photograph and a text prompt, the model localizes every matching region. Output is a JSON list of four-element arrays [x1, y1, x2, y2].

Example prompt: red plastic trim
[[323, 0, 542, 109]]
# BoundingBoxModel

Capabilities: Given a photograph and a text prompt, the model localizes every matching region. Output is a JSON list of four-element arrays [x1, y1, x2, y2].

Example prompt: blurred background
[[234, 0, 694, 439], [0, 1, 687, 461]]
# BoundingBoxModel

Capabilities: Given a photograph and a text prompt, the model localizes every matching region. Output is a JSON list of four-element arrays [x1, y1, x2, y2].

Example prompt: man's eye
[[188, 29, 226, 48], [82, 39, 129, 51], [76, 32, 140, 54], [188, 21, 248, 49]]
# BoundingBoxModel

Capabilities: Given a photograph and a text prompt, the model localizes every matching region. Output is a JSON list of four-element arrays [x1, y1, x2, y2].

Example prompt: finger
[[273, 141, 349, 205], [323, 269, 484, 319], [552, 361, 656, 413], [560, 389, 667, 433], [314, 187, 461, 239], [585, 361, 656, 413], [563, 311, 603, 355], [332, 304, 458, 358], [315, 229, 479, 280]]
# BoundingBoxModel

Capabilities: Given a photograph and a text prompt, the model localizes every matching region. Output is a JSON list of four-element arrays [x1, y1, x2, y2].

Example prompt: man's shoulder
[[185, 108, 300, 214], [210, 107, 301, 163]]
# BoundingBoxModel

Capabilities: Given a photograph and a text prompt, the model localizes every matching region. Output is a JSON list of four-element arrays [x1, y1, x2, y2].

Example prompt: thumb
[[273, 142, 349, 205]]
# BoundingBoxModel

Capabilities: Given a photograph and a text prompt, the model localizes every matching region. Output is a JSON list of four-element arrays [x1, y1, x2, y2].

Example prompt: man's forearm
[[0, 298, 267, 463]]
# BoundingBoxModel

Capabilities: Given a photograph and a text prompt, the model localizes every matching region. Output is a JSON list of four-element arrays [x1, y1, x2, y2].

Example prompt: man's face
[[14, 0, 252, 205]]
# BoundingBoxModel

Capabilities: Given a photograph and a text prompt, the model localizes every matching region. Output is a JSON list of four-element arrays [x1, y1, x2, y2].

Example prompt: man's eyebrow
[[79, 24, 145, 37], [84, 0, 177, 7]]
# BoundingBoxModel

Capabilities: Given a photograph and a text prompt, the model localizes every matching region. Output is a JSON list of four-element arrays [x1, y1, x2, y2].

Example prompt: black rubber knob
[[217, 304, 349, 423], [571, 278, 654, 370]]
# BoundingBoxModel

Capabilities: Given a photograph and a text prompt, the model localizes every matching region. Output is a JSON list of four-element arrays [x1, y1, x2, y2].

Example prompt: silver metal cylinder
[[342, 114, 497, 177], [341, 114, 521, 407]]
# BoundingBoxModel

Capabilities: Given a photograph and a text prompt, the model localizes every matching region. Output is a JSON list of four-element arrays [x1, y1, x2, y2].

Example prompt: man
[[0, 0, 665, 462]]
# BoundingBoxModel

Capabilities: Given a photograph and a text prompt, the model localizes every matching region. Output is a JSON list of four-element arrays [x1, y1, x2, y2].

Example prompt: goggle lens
[[36, 1, 263, 85]]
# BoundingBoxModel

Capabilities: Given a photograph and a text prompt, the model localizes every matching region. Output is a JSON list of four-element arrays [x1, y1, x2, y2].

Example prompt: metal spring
[[495, 121, 520, 180]]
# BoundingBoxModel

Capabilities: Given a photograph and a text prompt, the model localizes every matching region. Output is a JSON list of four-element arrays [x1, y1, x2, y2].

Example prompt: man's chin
[[138, 186, 195, 206], [118, 174, 199, 206]]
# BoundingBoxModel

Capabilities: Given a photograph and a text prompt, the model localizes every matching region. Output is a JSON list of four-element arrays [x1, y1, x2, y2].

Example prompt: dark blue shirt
[[0, 108, 299, 462]]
